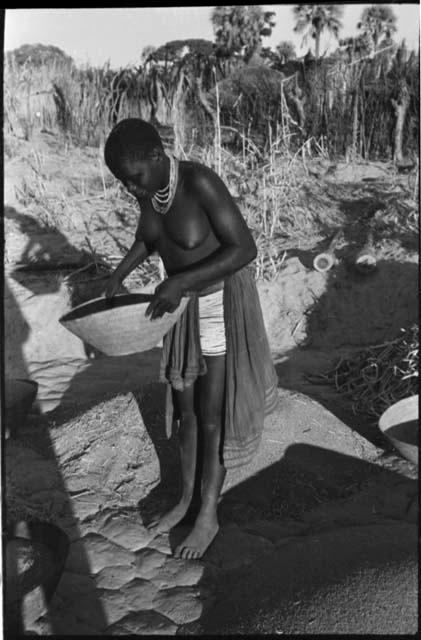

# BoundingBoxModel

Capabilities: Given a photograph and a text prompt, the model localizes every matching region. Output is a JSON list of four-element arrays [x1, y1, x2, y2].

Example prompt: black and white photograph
[[3, 4, 419, 636]]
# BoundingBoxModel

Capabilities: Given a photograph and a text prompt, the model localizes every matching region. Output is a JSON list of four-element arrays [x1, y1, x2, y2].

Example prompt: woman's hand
[[146, 277, 184, 319], [104, 272, 123, 298]]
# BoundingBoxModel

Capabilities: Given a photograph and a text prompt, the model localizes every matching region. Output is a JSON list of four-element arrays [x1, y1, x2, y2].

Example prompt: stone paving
[[5, 390, 418, 635]]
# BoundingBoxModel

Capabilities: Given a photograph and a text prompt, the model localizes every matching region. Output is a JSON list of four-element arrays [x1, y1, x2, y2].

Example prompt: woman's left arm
[[146, 165, 257, 319]]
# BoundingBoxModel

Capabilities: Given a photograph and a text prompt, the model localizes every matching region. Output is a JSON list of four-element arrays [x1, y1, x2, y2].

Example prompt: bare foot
[[174, 515, 219, 559], [148, 500, 190, 533]]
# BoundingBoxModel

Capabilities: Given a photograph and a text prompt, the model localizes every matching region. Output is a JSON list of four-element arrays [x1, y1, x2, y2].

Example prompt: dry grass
[[313, 324, 419, 423], [8, 124, 419, 285], [4, 57, 151, 147], [5, 53, 419, 284], [185, 130, 349, 279]]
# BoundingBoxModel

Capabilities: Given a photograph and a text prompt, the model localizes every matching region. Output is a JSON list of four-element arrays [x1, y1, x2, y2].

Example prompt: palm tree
[[293, 4, 344, 61], [339, 34, 372, 61], [357, 5, 397, 51], [275, 41, 297, 65], [211, 5, 276, 64]]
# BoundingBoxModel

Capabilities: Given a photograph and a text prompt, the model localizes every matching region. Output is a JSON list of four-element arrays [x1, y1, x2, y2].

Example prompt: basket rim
[[60, 293, 157, 323], [378, 394, 419, 433]]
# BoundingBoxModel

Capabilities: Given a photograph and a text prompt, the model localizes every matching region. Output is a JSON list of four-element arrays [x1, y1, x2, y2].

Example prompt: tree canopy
[[6, 43, 74, 68], [357, 4, 398, 50], [275, 41, 297, 65], [211, 5, 276, 63], [151, 39, 215, 63], [293, 4, 344, 60]]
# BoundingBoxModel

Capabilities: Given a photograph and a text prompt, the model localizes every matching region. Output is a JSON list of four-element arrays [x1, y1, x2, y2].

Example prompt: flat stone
[[134, 548, 167, 579], [150, 557, 205, 589], [32, 612, 99, 636], [106, 610, 178, 635], [73, 509, 112, 538], [94, 564, 136, 589], [153, 586, 203, 625], [65, 533, 135, 574], [121, 577, 159, 610], [50, 394, 160, 503], [98, 513, 154, 550], [55, 570, 98, 599], [146, 532, 172, 555], [51, 587, 127, 630], [71, 493, 104, 522], [205, 525, 274, 572], [98, 589, 129, 626], [50, 590, 109, 632], [65, 473, 95, 493]]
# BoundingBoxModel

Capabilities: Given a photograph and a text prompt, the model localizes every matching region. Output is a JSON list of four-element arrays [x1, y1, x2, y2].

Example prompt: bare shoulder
[[179, 160, 225, 195]]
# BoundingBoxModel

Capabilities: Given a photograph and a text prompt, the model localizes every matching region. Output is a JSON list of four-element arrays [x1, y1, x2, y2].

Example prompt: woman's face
[[116, 155, 161, 198]]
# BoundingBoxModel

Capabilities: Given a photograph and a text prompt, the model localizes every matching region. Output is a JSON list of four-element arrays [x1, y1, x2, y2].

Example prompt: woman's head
[[104, 118, 166, 196]]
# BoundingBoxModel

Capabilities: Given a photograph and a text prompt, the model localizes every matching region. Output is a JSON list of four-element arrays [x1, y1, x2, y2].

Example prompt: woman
[[104, 118, 278, 559]]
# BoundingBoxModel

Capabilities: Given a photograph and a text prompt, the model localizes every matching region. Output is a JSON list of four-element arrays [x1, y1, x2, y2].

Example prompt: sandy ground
[[4, 131, 419, 634]]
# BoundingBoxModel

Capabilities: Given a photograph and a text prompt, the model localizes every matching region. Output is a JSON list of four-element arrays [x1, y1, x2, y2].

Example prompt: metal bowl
[[379, 395, 418, 465]]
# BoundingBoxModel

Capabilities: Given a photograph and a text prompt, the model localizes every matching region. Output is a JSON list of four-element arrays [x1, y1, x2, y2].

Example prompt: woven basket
[[379, 395, 418, 465], [59, 293, 189, 356]]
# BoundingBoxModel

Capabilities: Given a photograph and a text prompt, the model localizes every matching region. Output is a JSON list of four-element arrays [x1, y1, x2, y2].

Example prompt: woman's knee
[[200, 412, 223, 434], [179, 410, 197, 428]]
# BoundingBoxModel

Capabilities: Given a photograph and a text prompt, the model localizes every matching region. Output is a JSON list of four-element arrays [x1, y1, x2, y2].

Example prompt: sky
[[4, 5, 420, 69]]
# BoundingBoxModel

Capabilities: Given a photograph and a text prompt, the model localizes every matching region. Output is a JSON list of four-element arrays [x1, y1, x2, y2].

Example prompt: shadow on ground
[[4, 205, 114, 634], [274, 258, 418, 448], [5, 351, 108, 634], [173, 443, 418, 635], [4, 199, 418, 632]]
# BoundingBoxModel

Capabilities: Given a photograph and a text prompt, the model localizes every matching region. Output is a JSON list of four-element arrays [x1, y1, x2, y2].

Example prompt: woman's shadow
[[6, 205, 183, 526], [133, 383, 208, 529], [133, 384, 184, 526], [4, 207, 109, 634]]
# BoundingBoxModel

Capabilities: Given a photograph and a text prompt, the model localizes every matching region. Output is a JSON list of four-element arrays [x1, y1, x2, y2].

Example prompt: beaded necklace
[[151, 155, 179, 214]]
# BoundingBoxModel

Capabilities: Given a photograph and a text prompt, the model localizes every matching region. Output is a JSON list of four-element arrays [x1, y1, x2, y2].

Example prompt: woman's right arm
[[105, 239, 150, 298]]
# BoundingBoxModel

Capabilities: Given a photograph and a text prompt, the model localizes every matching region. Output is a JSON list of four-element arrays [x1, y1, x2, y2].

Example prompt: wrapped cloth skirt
[[159, 267, 279, 469]]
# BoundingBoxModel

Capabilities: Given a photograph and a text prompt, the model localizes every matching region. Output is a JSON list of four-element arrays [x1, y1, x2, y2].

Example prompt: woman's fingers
[[145, 300, 169, 319], [146, 296, 179, 319]]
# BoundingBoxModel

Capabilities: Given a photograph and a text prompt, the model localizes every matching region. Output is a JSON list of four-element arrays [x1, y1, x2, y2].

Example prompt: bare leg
[[175, 355, 226, 559], [149, 384, 198, 532]]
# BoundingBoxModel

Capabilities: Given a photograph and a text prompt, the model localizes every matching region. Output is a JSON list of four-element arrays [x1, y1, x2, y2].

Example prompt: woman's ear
[[150, 147, 164, 164]]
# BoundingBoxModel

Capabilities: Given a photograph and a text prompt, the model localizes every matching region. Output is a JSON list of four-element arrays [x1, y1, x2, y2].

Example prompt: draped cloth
[[159, 266, 279, 469]]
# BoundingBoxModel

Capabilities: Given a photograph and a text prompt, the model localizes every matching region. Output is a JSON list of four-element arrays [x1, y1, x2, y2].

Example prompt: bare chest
[[138, 191, 212, 251]]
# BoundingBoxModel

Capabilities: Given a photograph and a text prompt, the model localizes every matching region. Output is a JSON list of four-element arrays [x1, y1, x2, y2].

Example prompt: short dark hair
[[104, 118, 163, 176]]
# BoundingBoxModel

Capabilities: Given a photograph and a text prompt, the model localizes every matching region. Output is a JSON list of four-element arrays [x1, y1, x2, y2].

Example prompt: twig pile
[[320, 324, 418, 421]]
